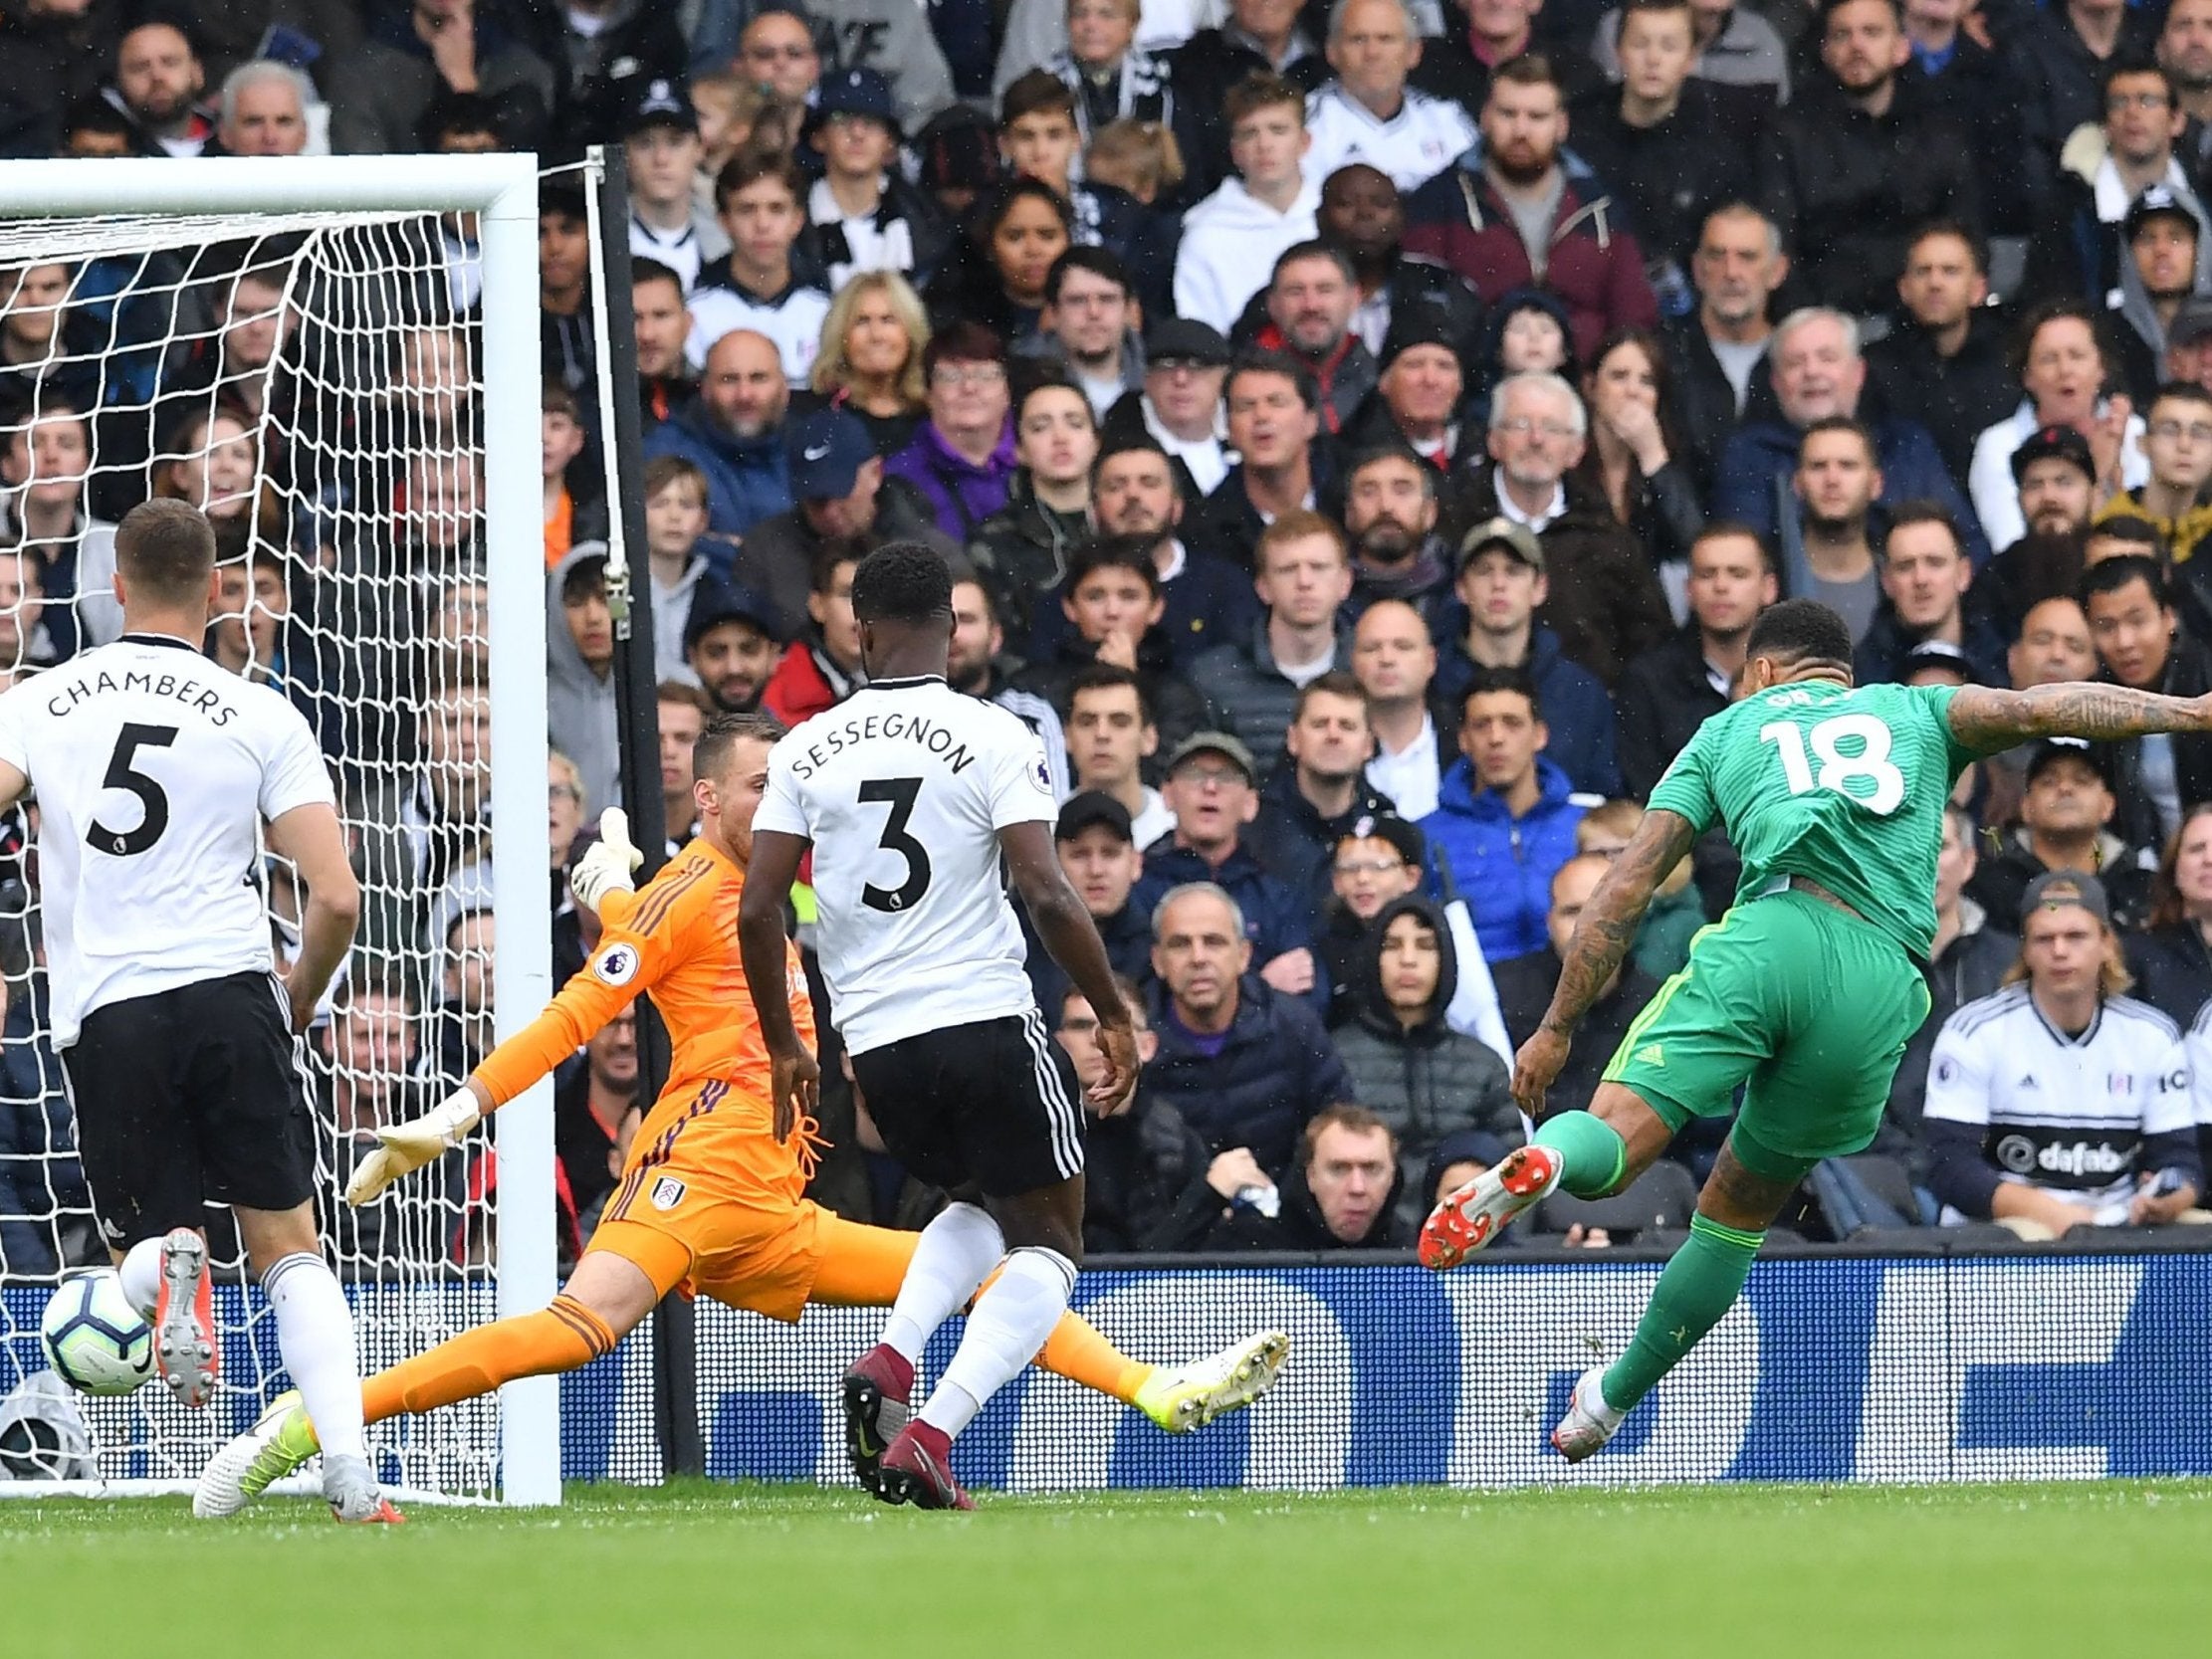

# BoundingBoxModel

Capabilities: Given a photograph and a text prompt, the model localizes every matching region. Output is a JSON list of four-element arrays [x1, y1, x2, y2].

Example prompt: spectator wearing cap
[[616, 77, 720, 290], [2023, 59, 2202, 311], [2162, 295, 2212, 393], [1403, 55, 1658, 361], [2082, 552, 2212, 848], [1762, 0, 1981, 318], [1132, 733, 1323, 1008], [1617, 522, 1775, 800], [807, 0, 956, 133], [1714, 307, 1990, 564], [1027, 790, 1157, 1013], [682, 579, 785, 714], [1329, 893, 1516, 1230], [883, 321, 1019, 540], [1192, 348, 1343, 573], [1341, 304, 1477, 473], [1189, 511, 1357, 776], [1247, 671, 1397, 924], [1250, 242, 1377, 435], [1976, 424, 2101, 629], [1418, 665, 1588, 963], [2106, 183, 2212, 403], [1017, 247, 1146, 420], [1101, 318, 1233, 499], [1971, 737, 2153, 933], [800, 67, 954, 294], [687, 150, 832, 383], [2096, 380, 2212, 568], [1341, 448, 1454, 627], [331, 0, 553, 159], [1063, 662, 1173, 845], [731, 403, 955, 629], [1142, 881, 1350, 1180], [1311, 164, 1483, 372], [642, 327, 793, 538], [1444, 371, 1671, 688], [1299, 0, 1475, 194], [1866, 223, 2020, 490], [1567, 0, 1772, 313], [1923, 870, 2204, 1240], [1853, 504, 2010, 688], [1435, 517, 1621, 797], [1967, 302, 2151, 558]]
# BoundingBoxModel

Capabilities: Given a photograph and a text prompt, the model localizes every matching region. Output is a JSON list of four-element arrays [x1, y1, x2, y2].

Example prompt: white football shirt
[[1923, 985, 2192, 1215], [755, 675, 1057, 1054], [0, 635, 335, 1046]]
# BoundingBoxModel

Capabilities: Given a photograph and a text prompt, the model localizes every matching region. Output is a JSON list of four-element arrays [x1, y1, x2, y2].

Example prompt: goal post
[[0, 155, 555, 1505]]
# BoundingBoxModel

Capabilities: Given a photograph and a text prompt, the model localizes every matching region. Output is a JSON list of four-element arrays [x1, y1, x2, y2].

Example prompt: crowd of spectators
[[6, 0, 2212, 1275]]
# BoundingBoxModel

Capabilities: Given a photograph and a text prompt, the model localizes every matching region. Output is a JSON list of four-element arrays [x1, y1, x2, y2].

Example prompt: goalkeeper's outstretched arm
[[1946, 682, 2212, 752]]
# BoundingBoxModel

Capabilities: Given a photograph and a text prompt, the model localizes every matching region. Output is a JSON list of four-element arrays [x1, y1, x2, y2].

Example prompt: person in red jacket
[[763, 540, 867, 724], [1401, 53, 1658, 362]]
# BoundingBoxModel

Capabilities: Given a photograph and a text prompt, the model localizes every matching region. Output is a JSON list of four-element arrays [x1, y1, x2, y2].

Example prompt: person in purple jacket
[[882, 319, 1020, 539]]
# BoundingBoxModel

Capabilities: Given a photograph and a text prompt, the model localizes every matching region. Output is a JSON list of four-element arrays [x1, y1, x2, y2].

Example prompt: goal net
[[0, 157, 555, 1503]]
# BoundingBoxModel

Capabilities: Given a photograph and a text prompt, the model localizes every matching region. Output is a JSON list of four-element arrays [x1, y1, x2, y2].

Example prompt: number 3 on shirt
[[1759, 714, 1905, 814]]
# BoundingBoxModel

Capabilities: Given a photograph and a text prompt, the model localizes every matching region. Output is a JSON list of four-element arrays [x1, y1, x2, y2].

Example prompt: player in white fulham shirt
[[741, 542, 1138, 1511], [0, 501, 394, 1523], [1923, 872, 2204, 1236]]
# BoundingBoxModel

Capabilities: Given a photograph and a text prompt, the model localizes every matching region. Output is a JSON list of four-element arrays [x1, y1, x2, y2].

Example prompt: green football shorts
[[1602, 888, 1934, 1163]]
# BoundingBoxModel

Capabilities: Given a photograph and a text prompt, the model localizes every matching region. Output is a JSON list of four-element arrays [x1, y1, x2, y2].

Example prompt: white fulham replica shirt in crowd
[[755, 675, 1057, 1055], [0, 634, 334, 1047], [1301, 83, 1476, 193], [1923, 984, 2193, 1217]]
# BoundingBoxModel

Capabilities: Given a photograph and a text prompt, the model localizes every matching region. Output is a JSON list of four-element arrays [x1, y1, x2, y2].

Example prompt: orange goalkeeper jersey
[[472, 838, 813, 1141]]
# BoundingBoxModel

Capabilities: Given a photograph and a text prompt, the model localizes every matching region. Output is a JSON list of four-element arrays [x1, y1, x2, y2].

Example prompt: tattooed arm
[[1540, 807, 1698, 1038], [1513, 807, 1697, 1116], [1946, 682, 2212, 754]]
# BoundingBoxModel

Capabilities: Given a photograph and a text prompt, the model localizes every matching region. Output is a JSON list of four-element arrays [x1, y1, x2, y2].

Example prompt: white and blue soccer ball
[[41, 1271, 155, 1396]]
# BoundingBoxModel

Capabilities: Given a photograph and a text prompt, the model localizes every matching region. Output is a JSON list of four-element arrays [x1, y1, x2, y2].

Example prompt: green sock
[[1532, 1112, 1627, 1197], [1600, 1213, 1763, 1413]]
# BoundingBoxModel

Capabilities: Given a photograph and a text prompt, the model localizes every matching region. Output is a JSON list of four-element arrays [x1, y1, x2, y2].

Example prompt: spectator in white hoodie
[[1174, 72, 1320, 333]]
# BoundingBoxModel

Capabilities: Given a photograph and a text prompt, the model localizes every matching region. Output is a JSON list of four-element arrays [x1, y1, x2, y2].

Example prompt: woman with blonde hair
[[807, 271, 931, 456]]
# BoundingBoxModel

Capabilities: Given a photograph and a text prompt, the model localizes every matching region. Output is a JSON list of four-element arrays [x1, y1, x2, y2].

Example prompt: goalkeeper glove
[[570, 808, 643, 916], [345, 1089, 483, 1206]]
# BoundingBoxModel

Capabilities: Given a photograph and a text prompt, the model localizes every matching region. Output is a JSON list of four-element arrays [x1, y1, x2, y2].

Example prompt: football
[[40, 1272, 155, 1397]]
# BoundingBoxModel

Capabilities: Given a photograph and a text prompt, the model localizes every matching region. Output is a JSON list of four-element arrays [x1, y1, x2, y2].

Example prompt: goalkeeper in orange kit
[[195, 712, 1286, 1517]]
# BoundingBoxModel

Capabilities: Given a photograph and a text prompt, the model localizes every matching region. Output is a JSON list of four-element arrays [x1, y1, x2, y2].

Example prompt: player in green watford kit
[[1419, 599, 2212, 1459]]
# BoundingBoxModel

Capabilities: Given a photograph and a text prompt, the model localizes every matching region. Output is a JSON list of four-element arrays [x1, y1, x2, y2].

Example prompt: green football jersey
[[1648, 680, 1976, 960]]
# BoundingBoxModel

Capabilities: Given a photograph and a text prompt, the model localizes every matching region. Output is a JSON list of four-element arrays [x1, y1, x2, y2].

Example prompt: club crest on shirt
[[651, 1176, 687, 1210], [594, 944, 639, 986]]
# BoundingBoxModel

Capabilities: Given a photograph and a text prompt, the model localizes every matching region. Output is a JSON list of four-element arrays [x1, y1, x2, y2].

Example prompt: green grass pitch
[[0, 1479, 2205, 1656]]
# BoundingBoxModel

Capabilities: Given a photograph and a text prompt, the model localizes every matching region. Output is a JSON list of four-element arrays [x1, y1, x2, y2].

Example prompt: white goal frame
[[0, 155, 558, 1506]]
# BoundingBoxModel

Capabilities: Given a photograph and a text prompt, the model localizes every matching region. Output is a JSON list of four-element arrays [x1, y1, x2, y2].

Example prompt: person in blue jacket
[[640, 329, 794, 537], [1417, 665, 1590, 963]]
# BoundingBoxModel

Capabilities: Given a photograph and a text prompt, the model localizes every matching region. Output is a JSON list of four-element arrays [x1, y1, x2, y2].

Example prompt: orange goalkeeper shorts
[[591, 1079, 829, 1324]]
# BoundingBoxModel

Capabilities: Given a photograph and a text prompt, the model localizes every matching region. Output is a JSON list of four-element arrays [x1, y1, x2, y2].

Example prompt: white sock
[[116, 1238, 163, 1319], [919, 1246, 1076, 1439], [263, 1252, 367, 1461], [880, 1201, 1004, 1362]]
